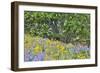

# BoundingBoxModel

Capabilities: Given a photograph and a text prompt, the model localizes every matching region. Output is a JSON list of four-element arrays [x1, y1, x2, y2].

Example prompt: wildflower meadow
[[24, 11, 90, 61]]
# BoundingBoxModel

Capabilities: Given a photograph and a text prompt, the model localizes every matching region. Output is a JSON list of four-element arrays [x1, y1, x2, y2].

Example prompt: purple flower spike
[[24, 49, 34, 61], [80, 47, 90, 51], [33, 52, 45, 61], [69, 48, 79, 54], [37, 52, 45, 61], [33, 56, 39, 61]]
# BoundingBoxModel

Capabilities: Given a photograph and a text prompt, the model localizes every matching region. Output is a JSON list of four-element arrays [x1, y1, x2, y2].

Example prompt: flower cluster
[[24, 35, 90, 61]]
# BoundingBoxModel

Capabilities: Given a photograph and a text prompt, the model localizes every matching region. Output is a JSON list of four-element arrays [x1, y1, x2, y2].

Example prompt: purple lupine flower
[[74, 49, 80, 53], [80, 46, 90, 51], [24, 52, 30, 61], [24, 49, 30, 61], [69, 48, 80, 54], [33, 52, 45, 61], [37, 52, 45, 61], [33, 56, 39, 61], [24, 49, 34, 61]]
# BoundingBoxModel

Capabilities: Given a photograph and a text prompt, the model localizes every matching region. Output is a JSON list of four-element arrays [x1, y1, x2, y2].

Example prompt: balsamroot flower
[[56, 44, 65, 52], [33, 45, 42, 55]]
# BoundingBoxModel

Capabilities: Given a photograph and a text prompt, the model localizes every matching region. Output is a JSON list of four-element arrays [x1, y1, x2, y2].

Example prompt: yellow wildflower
[[56, 44, 65, 51], [33, 45, 42, 54]]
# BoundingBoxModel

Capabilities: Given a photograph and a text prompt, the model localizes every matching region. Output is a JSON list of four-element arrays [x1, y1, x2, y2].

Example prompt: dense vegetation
[[24, 11, 90, 61]]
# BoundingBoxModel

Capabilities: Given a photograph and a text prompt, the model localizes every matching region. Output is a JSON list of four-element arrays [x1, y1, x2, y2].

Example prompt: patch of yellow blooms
[[33, 45, 42, 54], [56, 44, 65, 52]]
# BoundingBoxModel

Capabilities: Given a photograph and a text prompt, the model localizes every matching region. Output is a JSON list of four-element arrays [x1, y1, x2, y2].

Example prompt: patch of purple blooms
[[24, 49, 45, 62], [24, 49, 34, 61], [33, 52, 45, 61], [24, 44, 90, 61], [69, 46, 90, 54]]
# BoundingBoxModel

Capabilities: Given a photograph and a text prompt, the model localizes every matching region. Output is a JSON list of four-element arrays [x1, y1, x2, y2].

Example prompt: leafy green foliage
[[24, 11, 90, 45]]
